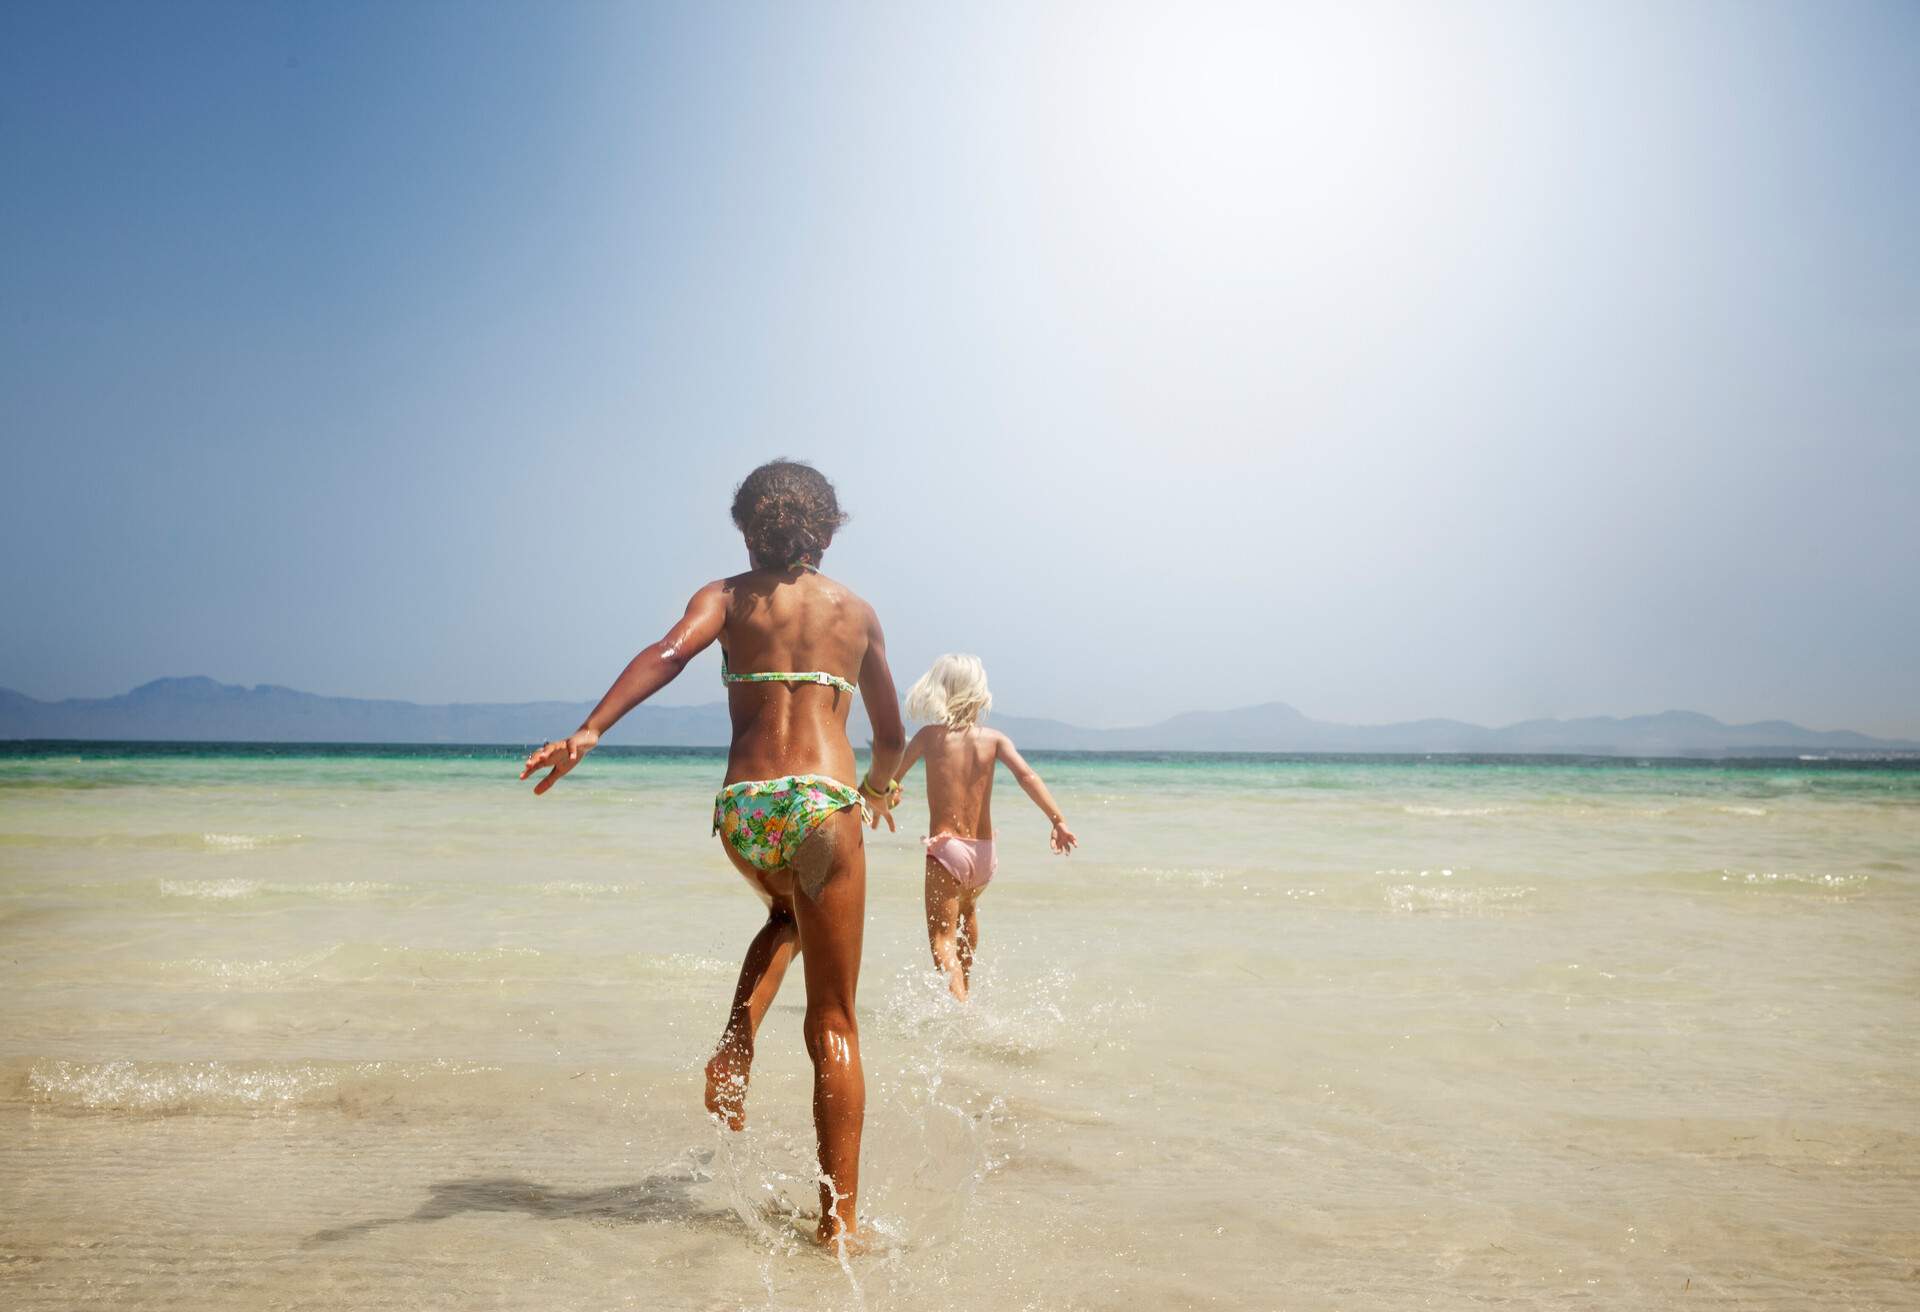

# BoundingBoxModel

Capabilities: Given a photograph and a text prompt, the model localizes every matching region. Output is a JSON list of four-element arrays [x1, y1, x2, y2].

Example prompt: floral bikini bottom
[[712, 775, 868, 872]]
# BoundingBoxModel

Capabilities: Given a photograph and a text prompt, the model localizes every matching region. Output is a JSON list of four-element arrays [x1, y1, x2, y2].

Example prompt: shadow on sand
[[306, 1168, 747, 1246]]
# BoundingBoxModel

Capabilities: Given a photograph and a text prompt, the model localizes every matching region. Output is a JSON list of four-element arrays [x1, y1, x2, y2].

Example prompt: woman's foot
[[815, 1214, 866, 1251], [704, 1042, 751, 1130]]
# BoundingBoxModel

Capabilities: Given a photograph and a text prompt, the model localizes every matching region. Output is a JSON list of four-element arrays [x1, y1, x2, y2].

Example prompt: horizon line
[[3, 673, 1915, 744]]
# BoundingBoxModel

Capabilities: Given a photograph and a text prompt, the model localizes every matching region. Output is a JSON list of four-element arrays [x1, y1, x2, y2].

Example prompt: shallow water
[[2, 745, 1916, 1310]]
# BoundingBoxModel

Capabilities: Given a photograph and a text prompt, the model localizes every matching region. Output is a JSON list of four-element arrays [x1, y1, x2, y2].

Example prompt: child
[[888, 654, 1076, 1000]]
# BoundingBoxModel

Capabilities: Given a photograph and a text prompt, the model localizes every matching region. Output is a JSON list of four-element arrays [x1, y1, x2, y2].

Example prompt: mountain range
[[3, 677, 1915, 757]]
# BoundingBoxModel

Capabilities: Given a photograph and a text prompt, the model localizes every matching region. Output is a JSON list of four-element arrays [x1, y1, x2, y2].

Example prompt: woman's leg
[[789, 807, 868, 1244], [704, 865, 799, 1130], [923, 858, 969, 1001], [705, 847, 801, 1128]]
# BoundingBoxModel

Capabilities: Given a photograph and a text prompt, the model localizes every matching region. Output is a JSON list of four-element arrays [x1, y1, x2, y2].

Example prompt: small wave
[[188, 943, 538, 985], [1, 831, 307, 852], [1401, 805, 1506, 817], [164, 948, 340, 984], [1388, 884, 1534, 913], [1633, 868, 1876, 901], [1133, 865, 1227, 888], [507, 880, 638, 897], [150, 946, 743, 991], [1714, 805, 1769, 817], [301, 881, 404, 898], [159, 878, 261, 900], [156, 879, 403, 901], [15, 1057, 505, 1115], [1723, 870, 1867, 895], [201, 831, 302, 852]]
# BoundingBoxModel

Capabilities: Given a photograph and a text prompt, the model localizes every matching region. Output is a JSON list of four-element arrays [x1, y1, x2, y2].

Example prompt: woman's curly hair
[[730, 460, 849, 568]]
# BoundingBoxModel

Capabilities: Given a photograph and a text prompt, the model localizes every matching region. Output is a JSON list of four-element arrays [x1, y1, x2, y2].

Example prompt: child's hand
[[521, 729, 599, 795], [1049, 818, 1077, 855]]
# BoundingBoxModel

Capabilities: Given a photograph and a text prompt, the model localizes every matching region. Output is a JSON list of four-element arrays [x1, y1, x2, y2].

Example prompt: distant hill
[[0, 677, 718, 748], [982, 703, 1919, 757], [3, 677, 1915, 757]]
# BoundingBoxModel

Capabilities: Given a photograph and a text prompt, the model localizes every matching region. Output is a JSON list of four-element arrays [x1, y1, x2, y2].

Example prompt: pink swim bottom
[[924, 832, 998, 892]]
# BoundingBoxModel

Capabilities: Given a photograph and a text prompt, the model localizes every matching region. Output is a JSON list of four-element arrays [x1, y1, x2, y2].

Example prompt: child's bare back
[[891, 656, 1076, 1000], [915, 723, 1006, 840]]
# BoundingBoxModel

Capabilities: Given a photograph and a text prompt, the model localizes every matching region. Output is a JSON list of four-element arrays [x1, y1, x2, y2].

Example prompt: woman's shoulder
[[716, 570, 877, 645], [805, 573, 881, 634], [719, 567, 871, 607], [812, 570, 872, 608]]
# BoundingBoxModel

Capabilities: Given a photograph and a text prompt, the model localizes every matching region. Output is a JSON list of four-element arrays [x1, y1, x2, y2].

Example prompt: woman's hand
[[521, 729, 600, 795], [1049, 818, 1077, 855], [864, 779, 902, 833]]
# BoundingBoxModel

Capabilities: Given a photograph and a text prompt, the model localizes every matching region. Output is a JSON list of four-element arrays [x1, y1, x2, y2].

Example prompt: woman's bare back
[[718, 568, 881, 786]]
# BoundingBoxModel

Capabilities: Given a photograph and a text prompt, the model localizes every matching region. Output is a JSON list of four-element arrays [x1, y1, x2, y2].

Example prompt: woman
[[520, 460, 905, 1246]]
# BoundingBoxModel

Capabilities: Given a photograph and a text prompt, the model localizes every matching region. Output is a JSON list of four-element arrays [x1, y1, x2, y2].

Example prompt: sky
[[3, 1, 1917, 735]]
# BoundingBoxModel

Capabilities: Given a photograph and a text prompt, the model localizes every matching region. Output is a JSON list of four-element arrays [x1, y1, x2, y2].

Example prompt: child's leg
[[706, 850, 801, 1130], [923, 858, 969, 1001], [957, 891, 981, 990]]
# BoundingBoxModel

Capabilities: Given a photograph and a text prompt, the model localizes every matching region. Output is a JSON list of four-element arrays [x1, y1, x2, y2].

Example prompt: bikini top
[[718, 563, 857, 695], [721, 658, 856, 696]]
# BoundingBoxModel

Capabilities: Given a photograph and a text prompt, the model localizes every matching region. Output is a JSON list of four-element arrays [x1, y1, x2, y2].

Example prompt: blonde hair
[[905, 654, 993, 729]]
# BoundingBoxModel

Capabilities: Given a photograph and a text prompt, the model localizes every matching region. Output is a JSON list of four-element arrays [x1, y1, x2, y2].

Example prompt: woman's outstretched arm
[[995, 733, 1078, 854], [521, 581, 728, 794], [857, 605, 907, 828], [872, 726, 931, 830]]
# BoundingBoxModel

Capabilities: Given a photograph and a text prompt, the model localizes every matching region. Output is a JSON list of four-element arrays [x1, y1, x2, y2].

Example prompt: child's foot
[[703, 1045, 751, 1130]]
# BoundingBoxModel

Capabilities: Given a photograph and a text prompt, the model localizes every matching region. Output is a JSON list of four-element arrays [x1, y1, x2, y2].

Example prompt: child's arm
[[995, 734, 1078, 854], [521, 581, 727, 794], [897, 726, 931, 782]]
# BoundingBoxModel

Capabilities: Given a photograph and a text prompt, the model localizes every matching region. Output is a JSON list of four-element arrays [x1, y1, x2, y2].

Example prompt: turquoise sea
[[2, 744, 1916, 1310]]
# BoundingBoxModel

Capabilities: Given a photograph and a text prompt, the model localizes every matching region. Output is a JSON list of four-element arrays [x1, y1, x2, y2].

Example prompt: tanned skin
[[521, 555, 904, 1247], [893, 724, 1076, 1000]]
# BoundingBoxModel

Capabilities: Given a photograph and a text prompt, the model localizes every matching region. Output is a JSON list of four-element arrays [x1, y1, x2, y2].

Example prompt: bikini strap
[[720, 658, 856, 696]]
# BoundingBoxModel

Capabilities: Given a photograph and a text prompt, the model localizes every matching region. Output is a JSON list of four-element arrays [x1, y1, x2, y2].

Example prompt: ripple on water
[[159, 878, 263, 900], [201, 832, 305, 852], [501, 880, 646, 898], [1724, 869, 1869, 896], [1132, 865, 1227, 889], [13, 1057, 504, 1115], [156, 879, 406, 901], [1386, 884, 1536, 914], [1631, 868, 1877, 901]]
